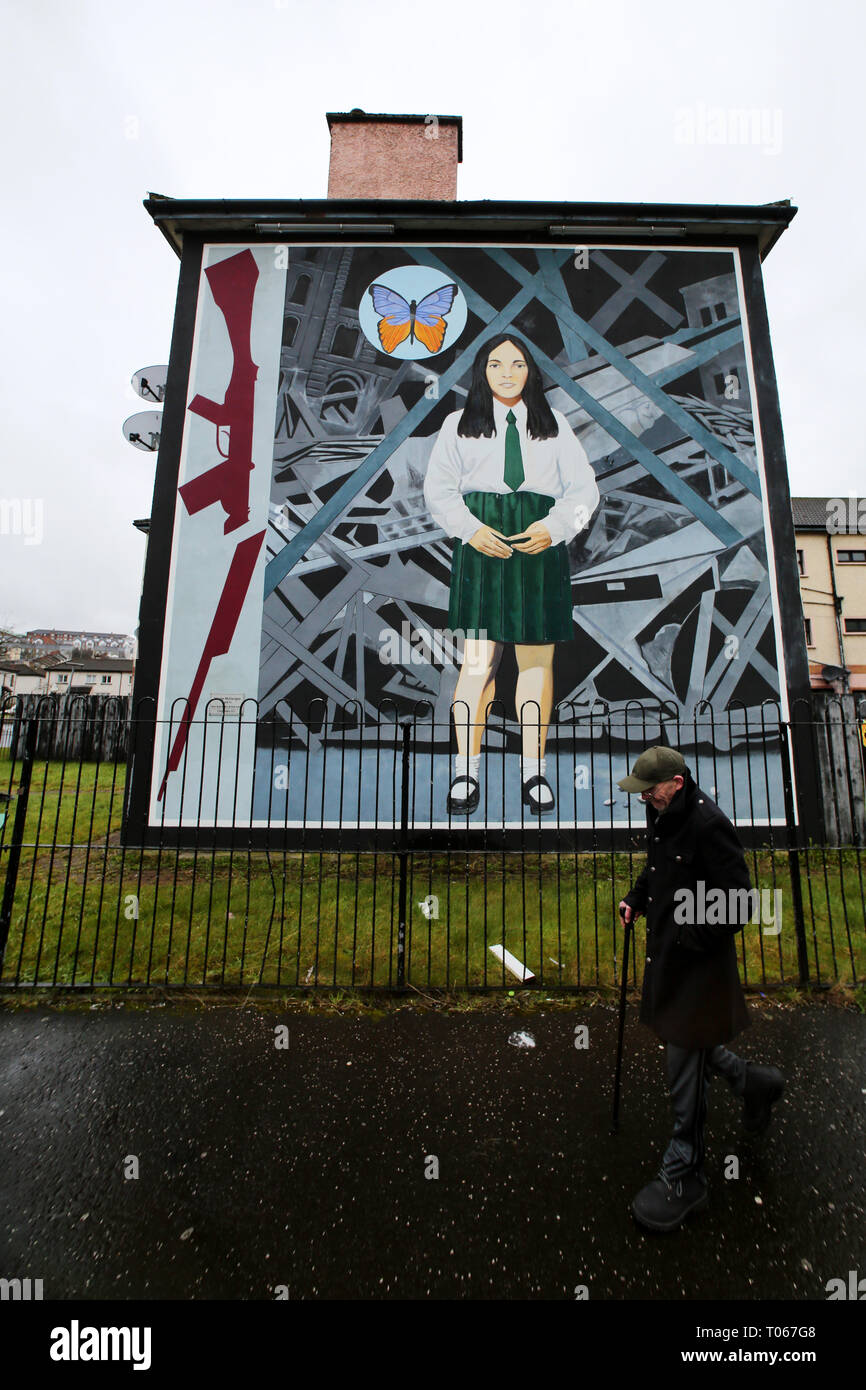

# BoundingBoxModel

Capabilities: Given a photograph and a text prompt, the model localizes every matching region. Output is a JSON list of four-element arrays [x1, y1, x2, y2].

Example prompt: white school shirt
[[423, 397, 600, 547]]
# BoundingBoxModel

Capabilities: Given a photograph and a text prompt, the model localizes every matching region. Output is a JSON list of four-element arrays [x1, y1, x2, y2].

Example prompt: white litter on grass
[[604, 798, 616, 806], [305, 965, 314, 983], [508, 1031, 536, 1049], [549, 957, 561, 966], [489, 944, 535, 981]]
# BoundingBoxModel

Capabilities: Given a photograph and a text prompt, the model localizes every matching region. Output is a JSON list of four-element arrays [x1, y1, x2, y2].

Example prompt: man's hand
[[619, 900, 639, 925], [508, 521, 552, 554], [468, 525, 513, 558]]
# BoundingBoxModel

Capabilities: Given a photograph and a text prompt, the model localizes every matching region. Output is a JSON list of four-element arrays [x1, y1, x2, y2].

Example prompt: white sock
[[522, 756, 553, 805], [454, 754, 481, 785]]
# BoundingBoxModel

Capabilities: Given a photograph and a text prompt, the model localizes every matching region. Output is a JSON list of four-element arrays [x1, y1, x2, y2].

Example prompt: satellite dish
[[123, 411, 163, 452], [131, 365, 168, 403]]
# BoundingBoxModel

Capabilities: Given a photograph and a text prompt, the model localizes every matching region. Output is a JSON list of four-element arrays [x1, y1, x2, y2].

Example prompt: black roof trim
[[143, 196, 797, 261]]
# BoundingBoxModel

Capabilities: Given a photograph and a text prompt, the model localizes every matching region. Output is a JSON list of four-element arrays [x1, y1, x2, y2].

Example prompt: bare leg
[[514, 643, 555, 760], [452, 639, 503, 756]]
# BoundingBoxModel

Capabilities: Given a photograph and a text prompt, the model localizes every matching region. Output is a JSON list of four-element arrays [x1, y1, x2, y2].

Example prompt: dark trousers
[[661, 1043, 748, 1179]]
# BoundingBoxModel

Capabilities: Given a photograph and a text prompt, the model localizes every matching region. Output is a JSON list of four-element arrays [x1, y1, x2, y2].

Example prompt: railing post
[[779, 721, 809, 985], [0, 716, 39, 970], [396, 720, 411, 988]]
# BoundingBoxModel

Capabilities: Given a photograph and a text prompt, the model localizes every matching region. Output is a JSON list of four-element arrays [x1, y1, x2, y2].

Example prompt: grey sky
[[1, 0, 863, 636]]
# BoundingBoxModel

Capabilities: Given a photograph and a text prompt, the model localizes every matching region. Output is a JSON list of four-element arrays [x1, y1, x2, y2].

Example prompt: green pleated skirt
[[447, 490, 573, 644]]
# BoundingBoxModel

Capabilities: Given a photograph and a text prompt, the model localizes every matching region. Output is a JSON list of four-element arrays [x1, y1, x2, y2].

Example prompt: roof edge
[[143, 195, 797, 260]]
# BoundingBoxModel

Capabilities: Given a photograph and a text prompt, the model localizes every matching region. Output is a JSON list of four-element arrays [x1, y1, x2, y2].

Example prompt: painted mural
[[149, 242, 787, 832]]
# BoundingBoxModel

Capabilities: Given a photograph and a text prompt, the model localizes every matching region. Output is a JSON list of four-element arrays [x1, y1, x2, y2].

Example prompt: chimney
[[326, 110, 462, 200]]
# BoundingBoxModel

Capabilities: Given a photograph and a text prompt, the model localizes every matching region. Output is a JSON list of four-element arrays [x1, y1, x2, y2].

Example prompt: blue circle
[[359, 265, 467, 360]]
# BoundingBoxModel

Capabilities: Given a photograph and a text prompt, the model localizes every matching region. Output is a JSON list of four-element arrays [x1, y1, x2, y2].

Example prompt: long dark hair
[[457, 333, 558, 440]]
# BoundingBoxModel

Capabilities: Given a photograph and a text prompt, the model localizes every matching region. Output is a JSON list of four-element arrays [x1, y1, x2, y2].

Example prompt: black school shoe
[[742, 1063, 785, 1135], [522, 773, 555, 815], [447, 774, 480, 815], [632, 1170, 708, 1232]]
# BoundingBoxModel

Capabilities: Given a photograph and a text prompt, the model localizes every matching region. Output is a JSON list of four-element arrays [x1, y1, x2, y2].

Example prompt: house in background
[[44, 656, 134, 698], [0, 660, 45, 706], [0, 655, 134, 702], [792, 497, 866, 692], [26, 629, 135, 659], [0, 626, 137, 705]]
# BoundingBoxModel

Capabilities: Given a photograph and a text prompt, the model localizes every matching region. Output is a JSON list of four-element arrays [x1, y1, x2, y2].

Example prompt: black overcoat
[[622, 770, 751, 1049]]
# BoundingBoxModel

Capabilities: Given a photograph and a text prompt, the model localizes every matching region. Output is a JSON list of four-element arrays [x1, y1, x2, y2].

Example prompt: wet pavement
[[0, 996, 864, 1302]]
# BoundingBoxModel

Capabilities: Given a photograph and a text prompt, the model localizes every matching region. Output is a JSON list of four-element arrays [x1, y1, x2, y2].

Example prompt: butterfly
[[368, 282, 459, 354]]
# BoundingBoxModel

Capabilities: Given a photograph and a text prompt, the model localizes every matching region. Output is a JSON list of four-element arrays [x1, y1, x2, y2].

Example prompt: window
[[804, 618, 813, 647], [290, 274, 311, 306], [797, 548, 806, 576], [837, 550, 866, 563], [331, 325, 359, 358], [85, 674, 97, 684], [844, 618, 866, 634], [284, 315, 299, 348], [101, 674, 112, 684], [699, 306, 713, 327], [57, 673, 68, 684], [714, 302, 728, 320]]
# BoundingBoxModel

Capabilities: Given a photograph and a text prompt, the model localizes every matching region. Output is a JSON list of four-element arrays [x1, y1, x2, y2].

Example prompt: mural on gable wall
[[146, 242, 788, 834]]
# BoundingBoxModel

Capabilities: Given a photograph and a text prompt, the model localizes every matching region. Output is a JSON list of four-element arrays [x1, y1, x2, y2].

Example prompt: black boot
[[632, 1169, 708, 1232], [742, 1063, 785, 1135]]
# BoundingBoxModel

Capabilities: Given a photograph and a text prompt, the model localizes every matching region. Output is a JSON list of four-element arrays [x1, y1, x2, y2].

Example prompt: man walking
[[618, 746, 785, 1232]]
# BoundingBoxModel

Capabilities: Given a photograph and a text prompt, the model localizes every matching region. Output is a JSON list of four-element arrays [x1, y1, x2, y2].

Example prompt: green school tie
[[504, 408, 525, 491]]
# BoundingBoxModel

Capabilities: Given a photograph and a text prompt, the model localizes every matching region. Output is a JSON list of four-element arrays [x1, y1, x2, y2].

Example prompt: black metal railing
[[0, 693, 864, 992]]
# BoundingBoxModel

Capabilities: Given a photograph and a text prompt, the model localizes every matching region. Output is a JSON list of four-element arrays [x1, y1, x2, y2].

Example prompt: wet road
[[1, 998, 864, 1301]]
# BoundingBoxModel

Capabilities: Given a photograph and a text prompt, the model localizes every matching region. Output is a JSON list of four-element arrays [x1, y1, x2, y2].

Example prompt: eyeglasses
[[639, 778, 680, 801], [639, 781, 673, 800]]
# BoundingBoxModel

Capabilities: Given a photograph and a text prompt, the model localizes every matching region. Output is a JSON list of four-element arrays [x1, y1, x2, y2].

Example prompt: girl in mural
[[424, 333, 600, 815]]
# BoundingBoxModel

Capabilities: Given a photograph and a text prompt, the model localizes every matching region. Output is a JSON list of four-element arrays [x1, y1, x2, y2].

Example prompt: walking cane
[[610, 904, 632, 1134]]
